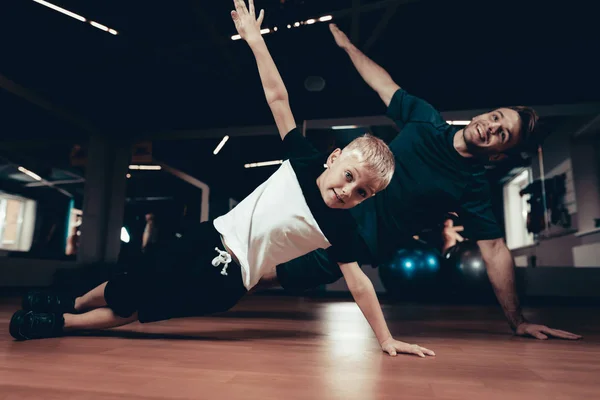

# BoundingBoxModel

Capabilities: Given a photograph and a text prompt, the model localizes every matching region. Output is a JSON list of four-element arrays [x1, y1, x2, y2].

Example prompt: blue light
[[403, 260, 413, 269]]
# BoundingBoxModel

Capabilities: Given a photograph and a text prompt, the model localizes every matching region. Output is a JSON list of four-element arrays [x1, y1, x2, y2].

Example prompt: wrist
[[344, 43, 359, 55], [246, 35, 265, 47], [379, 335, 394, 346], [511, 315, 528, 331]]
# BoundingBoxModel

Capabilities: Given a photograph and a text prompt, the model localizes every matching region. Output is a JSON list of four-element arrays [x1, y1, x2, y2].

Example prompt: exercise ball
[[379, 246, 443, 301], [444, 241, 495, 301]]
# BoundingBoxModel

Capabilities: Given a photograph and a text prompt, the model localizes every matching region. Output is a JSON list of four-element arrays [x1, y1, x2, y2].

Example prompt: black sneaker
[[10, 310, 65, 341], [22, 290, 76, 314]]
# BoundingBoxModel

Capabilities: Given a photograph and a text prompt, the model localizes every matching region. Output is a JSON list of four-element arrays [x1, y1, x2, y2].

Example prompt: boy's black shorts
[[104, 221, 247, 323]]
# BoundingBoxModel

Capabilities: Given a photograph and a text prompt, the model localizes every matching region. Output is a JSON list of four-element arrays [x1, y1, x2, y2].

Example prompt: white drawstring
[[211, 247, 232, 276]]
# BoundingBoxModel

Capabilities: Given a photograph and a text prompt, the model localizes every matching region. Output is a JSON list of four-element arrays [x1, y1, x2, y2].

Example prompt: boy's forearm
[[349, 279, 393, 345], [247, 37, 288, 104]]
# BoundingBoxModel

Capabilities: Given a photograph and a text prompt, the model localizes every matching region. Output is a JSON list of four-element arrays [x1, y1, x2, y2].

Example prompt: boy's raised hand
[[231, 0, 265, 43]]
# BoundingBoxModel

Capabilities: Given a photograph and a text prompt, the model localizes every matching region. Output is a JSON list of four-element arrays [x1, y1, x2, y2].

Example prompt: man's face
[[317, 148, 377, 209], [463, 108, 523, 157]]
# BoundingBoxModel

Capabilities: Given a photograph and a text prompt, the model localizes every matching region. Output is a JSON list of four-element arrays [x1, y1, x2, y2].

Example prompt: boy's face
[[317, 148, 378, 209]]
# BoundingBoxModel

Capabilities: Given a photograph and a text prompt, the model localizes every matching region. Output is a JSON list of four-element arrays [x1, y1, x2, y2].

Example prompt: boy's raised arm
[[231, 0, 296, 140]]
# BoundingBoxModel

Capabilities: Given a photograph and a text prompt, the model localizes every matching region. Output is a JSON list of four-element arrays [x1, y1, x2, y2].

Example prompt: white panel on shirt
[[213, 160, 331, 290]]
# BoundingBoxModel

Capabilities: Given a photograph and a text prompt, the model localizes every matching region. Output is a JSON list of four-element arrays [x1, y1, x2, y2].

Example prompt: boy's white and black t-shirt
[[213, 128, 363, 290]]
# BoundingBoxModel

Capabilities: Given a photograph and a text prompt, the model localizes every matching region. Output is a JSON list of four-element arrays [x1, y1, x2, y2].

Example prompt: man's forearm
[[480, 240, 527, 330], [349, 280, 393, 345], [247, 37, 288, 104], [343, 44, 398, 104]]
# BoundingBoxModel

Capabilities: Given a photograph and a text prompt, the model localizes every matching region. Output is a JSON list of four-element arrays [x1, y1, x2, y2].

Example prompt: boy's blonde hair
[[342, 134, 395, 193]]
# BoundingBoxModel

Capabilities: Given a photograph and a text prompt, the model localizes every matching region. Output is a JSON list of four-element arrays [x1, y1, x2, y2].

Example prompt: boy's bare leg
[[64, 309, 138, 331], [74, 281, 109, 312]]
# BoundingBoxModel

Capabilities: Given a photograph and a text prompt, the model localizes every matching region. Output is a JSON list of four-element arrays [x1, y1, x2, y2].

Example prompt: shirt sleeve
[[459, 178, 504, 241], [282, 127, 320, 159], [386, 89, 448, 131], [325, 237, 366, 265], [321, 213, 368, 265]]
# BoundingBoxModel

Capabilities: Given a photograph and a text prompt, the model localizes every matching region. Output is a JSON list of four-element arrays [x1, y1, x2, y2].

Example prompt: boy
[[10, 0, 433, 358]]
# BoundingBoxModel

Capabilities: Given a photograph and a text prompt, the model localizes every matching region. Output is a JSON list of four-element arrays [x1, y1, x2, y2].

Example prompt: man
[[260, 24, 580, 341]]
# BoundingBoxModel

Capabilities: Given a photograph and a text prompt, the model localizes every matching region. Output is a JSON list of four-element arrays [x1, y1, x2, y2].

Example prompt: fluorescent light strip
[[233, 15, 333, 39], [332, 125, 358, 130], [33, 0, 85, 22], [90, 21, 108, 31], [129, 165, 162, 170], [232, 28, 271, 41], [244, 160, 283, 168], [32, 0, 118, 35], [447, 120, 470, 125], [18, 166, 42, 181], [213, 135, 230, 155]]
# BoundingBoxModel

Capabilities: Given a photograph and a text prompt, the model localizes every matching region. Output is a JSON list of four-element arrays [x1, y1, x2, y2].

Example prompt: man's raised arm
[[329, 24, 400, 107]]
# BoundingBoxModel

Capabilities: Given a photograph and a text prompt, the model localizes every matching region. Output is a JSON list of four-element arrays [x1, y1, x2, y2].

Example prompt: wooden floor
[[1, 294, 598, 400]]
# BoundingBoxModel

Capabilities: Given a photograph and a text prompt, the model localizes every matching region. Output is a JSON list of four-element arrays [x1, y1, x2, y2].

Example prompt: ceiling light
[[318, 15, 333, 22], [232, 28, 271, 41], [244, 160, 283, 168], [447, 120, 470, 125], [90, 21, 108, 31], [213, 135, 229, 155], [305, 19, 316, 25], [129, 165, 162, 170], [32, 0, 118, 35], [33, 0, 85, 22], [18, 166, 42, 181], [332, 125, 358, 130]]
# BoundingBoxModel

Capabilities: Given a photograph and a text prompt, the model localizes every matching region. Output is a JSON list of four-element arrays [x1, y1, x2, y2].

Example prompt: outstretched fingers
[[233, 0, 248, 15], [257, 8, 264, 25]]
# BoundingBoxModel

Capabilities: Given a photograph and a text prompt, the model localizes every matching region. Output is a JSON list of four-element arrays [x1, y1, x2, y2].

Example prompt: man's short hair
[[507, 106, 541, 157]]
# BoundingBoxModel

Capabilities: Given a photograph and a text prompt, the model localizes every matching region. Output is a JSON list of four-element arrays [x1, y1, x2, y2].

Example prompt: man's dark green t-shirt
[[349, 88, 503, 266]]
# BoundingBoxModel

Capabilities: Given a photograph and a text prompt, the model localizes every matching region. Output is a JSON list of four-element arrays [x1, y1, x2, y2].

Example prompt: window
[[503, 168, 535, 250], [0, 194, 36, 252]]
